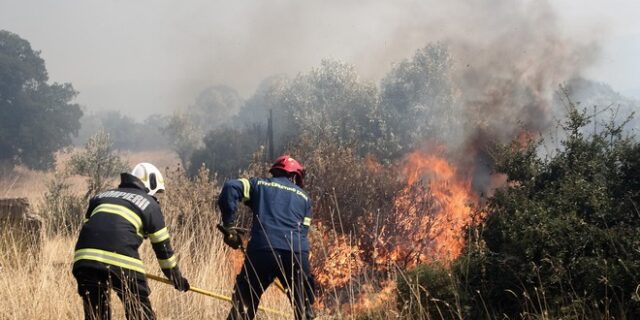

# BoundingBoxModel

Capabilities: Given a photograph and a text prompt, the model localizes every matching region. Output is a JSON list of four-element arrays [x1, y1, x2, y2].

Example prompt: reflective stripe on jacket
[[218, 176, 312, 253]]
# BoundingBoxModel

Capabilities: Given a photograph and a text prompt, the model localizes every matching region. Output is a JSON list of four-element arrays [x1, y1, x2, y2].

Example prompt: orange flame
[[374, 148, 480, 269], [311, 147, 497, 314], [311, 222, 365, 289], [350, 280, 397, 314]]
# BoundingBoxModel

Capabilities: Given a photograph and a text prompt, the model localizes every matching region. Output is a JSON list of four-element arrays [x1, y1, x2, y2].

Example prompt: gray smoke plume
[[383, 0, 600, 193], [189, 0, 600, 169], [1, 0, 603, 122], [450, 1, 597, 144]]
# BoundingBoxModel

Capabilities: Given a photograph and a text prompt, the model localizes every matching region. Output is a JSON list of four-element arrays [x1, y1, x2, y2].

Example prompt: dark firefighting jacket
[[218, 176, 312, 253], [73, 173, 178, 279]]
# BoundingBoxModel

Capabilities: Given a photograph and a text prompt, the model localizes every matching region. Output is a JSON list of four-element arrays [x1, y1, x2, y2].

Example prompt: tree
[[166, 85, 243, 169], [69, 130, 128, 199], [186, 61, 391, 177], [0, 30, 82, 170], [277, 59, 389, 158], [76, 111, 169, 150], [234, 74, 288, 127], [189, 125, 265, 178], [188, 85, 243, 132], [164, 111, 203, 168], [380, 43, 456, 158]]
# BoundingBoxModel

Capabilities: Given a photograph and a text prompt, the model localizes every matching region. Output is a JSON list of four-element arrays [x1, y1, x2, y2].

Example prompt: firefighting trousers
[[73, 267, 155, 320], [227, 249, 316, 320]]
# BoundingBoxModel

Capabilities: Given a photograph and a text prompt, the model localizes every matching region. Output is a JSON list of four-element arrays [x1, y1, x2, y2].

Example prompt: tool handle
[[144, 273, 287, 317]]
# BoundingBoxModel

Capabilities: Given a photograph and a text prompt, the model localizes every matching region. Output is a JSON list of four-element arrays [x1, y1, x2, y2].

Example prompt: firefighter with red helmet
[[218, 155, 315, 320]]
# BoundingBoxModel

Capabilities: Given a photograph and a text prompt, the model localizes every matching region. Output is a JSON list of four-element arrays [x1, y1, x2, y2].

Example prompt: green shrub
[[397, 262, 463, 320], [458, 103, 640, 319], [38, 172, 84, 236], [69, 130, 128, 199]]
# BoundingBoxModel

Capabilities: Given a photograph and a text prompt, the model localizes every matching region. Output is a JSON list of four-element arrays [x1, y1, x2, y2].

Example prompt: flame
[[311, 222, 365, 289], [404, 152, 456, 186], [374, 148, 480, 269], [350, 280, 397, 314], [311, 147, 497, 314]]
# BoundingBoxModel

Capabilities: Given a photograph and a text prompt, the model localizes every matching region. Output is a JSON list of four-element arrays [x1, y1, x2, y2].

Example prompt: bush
[[457, 104, 640, 319], [69, 130, 128, 199], [38, 172, 84, 236], [397, 262, 463, 320], [189, 125, 266, 178]]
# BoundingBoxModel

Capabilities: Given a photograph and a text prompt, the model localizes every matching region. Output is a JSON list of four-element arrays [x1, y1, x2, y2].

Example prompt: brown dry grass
[[0, 235, 80, 319], [0, 149, 293, 320], [0, 231, 292, 319]]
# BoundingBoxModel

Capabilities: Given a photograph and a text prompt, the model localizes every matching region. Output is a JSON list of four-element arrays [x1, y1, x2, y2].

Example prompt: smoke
[[450, 1, 597, 192], [224, 0, 600, 138], [366, 0, 600, 193], [373, 1, 602, 270], [1, 0, 603, 123], [229, 0, 601, 194], [453, 1, 596, 137]]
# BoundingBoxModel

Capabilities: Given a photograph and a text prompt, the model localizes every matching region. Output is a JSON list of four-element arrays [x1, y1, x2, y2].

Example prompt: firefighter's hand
[[163, 267, 190, 292], [217, 224, 243, 250], [172, 275, 190, 292]]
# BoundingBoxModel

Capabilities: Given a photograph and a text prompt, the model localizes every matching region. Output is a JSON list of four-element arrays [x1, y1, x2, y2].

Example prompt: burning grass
[[0, 145, 519, 319], [291, 141, 493, 317]]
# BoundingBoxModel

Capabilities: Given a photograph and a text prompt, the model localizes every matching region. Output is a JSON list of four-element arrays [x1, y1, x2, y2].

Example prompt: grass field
[[0, 150, 294, 320]]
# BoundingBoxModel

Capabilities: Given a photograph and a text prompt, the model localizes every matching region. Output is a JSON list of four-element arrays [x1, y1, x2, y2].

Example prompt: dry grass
[[0, 164, 77, 204], [0, 230, 292, 319], [0, 149, 293, 320], [0, 147, 441, 320], [0, 235, 80, 319]]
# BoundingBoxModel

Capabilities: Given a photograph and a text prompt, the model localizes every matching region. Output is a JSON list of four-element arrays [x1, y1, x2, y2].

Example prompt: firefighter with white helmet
[[72, 162, 189, 320], [131, 162, 166, 196]]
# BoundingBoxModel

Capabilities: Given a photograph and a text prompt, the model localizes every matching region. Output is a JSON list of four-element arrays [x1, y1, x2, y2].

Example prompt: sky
[[0, 0, 638, 120], [553, 0, 640, 98]]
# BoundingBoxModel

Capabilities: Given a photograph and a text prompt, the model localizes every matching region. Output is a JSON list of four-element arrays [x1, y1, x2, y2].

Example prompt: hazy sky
[[1, 0, 638, 119]]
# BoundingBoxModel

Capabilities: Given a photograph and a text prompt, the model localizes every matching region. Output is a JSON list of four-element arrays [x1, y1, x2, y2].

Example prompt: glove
[[172, 274, 190, 292], [217, 224, 244, 250], [163, 267, 190, 292]]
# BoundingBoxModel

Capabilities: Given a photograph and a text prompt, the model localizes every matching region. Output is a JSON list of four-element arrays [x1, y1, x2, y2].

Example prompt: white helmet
[[131, 162, 165, 195]]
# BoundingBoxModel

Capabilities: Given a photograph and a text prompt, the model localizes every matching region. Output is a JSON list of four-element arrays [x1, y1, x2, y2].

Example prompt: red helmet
[[270, 155, 306, 188]]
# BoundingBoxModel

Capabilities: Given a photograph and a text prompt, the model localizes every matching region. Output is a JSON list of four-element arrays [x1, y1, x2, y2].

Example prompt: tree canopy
[[0, 30, 82, 170]]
